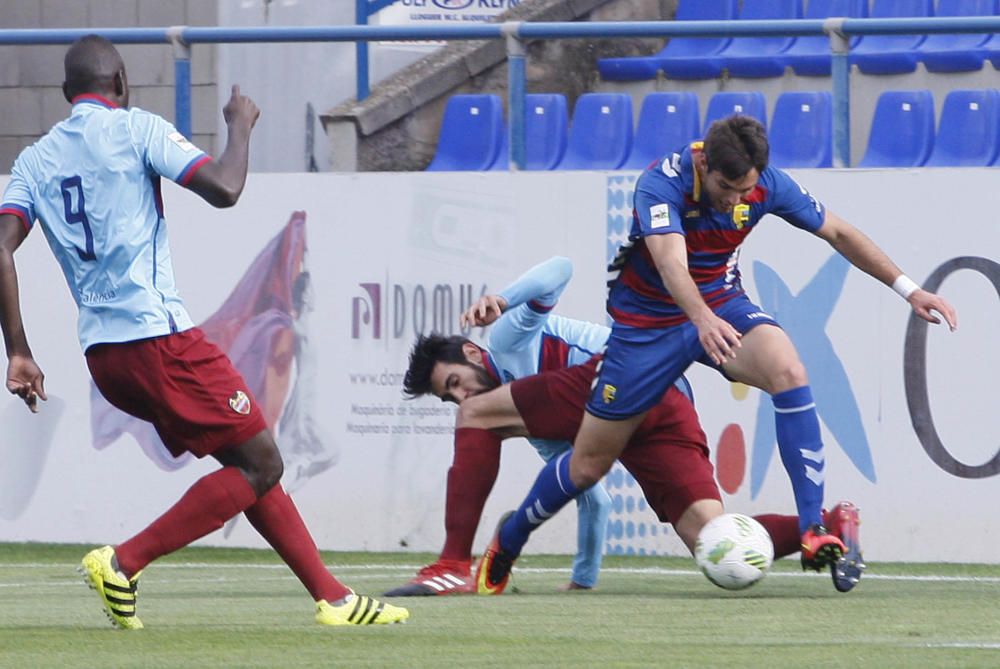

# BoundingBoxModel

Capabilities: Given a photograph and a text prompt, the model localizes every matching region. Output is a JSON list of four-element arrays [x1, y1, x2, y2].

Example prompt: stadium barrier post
[[167, 25, 193, 141], [825, 17, 850, 168], [503, 22, 526, 172]]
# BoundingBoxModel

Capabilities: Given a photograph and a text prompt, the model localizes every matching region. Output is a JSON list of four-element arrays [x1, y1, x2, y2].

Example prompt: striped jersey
[[0, 94, 210, 351], [607, 142, 826, 328]]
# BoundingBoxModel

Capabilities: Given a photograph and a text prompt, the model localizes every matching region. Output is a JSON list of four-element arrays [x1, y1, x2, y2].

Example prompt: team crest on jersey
[[650, 204, 671, 229], [229, 390, 251, 415], [732, 204, 750, 229], [602, 384, 617, 404]]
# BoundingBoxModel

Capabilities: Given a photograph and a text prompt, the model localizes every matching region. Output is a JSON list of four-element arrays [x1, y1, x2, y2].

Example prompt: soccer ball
[[694, 513, 774, 591]]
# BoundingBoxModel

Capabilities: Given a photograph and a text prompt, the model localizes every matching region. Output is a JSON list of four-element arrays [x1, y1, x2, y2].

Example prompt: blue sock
[[499, 451, 582, 558], [773, 386, 825, 534]]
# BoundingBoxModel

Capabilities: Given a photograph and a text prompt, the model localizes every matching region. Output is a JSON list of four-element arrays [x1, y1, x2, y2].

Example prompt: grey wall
[[0, 0, 218, 171], [216, 0, 357, 173]]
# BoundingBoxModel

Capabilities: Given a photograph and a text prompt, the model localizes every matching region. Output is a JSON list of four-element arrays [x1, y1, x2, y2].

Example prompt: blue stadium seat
[[637, 0, 738, 81], [984, 32, 1000, 68], [491, 94, 569, 171], [768, 92, 833, 168], [925, 89, 1000, 166], [858, 90, 935, 167], [556, 94, 633, 170], [426, 94, 504, 171], [918, 0, 997, 73], [850, 0, 933, 75], [622, 92, 700, 170], [702, 91, 767, 135], [720, 0, 802, 79], [598, 0, 737, 81], [785, 0, 868, 76]]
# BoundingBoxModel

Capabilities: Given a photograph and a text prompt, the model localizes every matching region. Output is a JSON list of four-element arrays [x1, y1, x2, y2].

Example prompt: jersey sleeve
[[632, 172, 686, 239], [0, 157, 36, 232], [764, 166, 826, 232], [499, 256, 572, 312], [490, 256, 573, 353], [130, 109, 211, 186]]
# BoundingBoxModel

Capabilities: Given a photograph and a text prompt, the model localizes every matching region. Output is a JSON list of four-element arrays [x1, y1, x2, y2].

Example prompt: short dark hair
[[64, 34, 124, 100], [403, 334, 471, 398], [703, 115, 769, 181]]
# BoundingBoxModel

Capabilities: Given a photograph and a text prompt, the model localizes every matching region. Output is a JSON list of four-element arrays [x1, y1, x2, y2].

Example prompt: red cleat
[[800, 524, 845, 572], [382, 559, 474, 597], [825, 501, 866, 593]]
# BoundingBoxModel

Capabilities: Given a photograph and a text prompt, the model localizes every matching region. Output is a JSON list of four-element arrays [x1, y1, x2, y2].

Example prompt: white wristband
[[892, 275, 920, 300]]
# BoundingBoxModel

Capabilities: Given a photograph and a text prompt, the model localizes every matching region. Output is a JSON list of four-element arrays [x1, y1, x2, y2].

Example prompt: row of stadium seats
[[862, 88, 1000, 166], [598, 0, 1000, 80], [426, 91, 827, 171], [427, 89, 1000, 171]]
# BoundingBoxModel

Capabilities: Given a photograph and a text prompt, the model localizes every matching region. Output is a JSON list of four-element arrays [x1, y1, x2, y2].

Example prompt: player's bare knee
[[221, 430, 283, 496], [572, 458, 612, 490], [769, 360, 808, 393], [259, 446, 284, 491]]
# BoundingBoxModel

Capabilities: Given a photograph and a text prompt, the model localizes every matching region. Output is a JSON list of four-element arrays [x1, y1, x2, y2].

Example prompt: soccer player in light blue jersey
[[477, 115, 957, 595], [0, 35, 407, 628], [386, 256, 617, 595]]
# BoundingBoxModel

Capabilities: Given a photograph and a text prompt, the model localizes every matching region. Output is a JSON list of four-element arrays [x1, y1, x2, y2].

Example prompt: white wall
[[0, 168, 997, 564]]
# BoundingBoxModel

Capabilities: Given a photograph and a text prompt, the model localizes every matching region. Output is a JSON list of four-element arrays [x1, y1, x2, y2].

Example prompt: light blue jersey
[[483, 256, 611, 588], [0, 94, 210, 351]]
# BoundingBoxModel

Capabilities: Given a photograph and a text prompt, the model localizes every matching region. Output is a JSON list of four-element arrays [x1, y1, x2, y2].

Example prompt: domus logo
[[351, 280, 488, 340]]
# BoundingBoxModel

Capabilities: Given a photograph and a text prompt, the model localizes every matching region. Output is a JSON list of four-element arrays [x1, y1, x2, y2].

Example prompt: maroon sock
[[116, 466, 257, 577], [754, 513, 801, 559], [439, 428, 502, 564], [244, 484, 350, 603]]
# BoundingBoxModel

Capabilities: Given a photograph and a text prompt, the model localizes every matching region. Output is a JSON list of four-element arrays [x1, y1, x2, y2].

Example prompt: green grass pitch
[[1, 543, 999, 668]]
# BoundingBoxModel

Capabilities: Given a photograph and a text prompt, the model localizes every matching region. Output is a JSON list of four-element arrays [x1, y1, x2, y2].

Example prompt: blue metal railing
[[1, 17, 999, 168]]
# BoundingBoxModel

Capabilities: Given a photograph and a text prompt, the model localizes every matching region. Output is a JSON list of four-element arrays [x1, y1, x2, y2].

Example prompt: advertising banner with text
[[0, 168, 995, 563]]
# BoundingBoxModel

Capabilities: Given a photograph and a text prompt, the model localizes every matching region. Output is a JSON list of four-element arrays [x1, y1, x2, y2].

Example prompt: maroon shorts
[[86, 327, 267, 458], [511, 357, 721, 524]]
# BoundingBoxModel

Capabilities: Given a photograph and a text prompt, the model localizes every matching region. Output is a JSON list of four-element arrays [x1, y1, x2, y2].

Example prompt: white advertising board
[[0, 168, 996, 564]]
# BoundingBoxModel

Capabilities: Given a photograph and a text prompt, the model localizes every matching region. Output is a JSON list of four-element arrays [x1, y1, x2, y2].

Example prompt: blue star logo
[[748, 254, 877, 497]]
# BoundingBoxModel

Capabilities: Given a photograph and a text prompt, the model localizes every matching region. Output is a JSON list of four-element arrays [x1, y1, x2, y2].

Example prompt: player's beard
[[471, 366, 500, 396]]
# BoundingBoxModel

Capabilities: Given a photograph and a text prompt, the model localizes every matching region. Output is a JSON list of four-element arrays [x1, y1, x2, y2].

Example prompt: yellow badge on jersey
[[732, 204, 750, 229], [602, 384, 617, 404]]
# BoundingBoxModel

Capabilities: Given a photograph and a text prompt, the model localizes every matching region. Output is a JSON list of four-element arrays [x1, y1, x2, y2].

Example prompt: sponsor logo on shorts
[[602, 383, 617, 404], [746, 311, 771, 320], [732, 203, 750, 229], [650, 204, 671, 229], [229, 390, 251, 415]]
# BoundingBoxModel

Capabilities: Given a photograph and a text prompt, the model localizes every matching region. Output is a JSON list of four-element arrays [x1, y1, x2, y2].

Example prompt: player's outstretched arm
[[185, 85, 260, 208], [0, 214, 46, 412], [815, 210, 957, 331], [460, 256, 573, 329], [646, 233, 741, 365]]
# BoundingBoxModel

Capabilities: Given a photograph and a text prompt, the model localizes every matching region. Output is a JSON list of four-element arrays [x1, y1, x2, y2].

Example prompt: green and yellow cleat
[[79, 546, 143, 630], [315, 592, 409, 626]]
